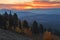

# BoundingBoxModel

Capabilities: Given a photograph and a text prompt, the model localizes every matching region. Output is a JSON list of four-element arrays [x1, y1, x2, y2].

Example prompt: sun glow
[[24, 6, 32, 9]]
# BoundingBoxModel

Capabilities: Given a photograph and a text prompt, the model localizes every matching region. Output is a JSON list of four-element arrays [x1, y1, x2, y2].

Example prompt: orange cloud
[[0, 1, 60, 10]]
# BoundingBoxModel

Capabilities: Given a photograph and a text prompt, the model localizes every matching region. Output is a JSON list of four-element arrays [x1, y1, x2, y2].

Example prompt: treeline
[[0, 11, 21, 30], [0, 11, 60, 36], [0, 11, 44, 34]]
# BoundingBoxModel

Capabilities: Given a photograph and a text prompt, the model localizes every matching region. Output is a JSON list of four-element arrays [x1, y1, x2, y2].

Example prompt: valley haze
[[0, 8, 60, 31]]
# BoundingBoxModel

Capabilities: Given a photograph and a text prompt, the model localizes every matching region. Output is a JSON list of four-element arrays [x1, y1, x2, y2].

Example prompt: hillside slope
[[0, 29, 32, 40]]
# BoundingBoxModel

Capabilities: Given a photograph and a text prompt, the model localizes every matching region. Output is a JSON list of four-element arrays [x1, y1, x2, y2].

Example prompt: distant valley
[[0, 8, 60, 31]]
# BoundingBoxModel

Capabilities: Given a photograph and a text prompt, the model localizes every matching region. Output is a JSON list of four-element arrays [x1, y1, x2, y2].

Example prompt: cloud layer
[[0, 0, 60, 4], [35, 0, 60, 2], [0, 0, 33, 4]]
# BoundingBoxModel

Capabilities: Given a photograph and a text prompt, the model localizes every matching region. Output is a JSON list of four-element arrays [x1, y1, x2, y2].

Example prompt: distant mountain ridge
[[0, 8, 60, 18]]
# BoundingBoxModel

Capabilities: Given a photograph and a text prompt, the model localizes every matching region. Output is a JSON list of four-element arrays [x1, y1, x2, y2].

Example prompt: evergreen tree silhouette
[[3, 12, 9, 29], [19, 20, 21, 29], [9, 11, 13, 30], [48, 28, 52, 32], [39, 24, 44, 33], [32, 21, 39, 34], [22, 20, 29, 28], [0, 14, 3, 28], [13, 13, 18, 29]]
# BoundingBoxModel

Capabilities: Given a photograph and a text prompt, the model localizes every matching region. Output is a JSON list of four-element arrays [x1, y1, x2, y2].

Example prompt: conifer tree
[[9, 11, 13, 30], [19, 20, 21, 29], [32, 21, 39, 34], [0, 14, 3, 28], [3, 12, 9, 29], [13, 13, 18, 29], [39, 24, 44, 33], [22, 20, 29, 28]]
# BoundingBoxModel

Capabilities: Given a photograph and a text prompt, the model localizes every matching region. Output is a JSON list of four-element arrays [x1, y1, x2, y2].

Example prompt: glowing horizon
[[0, 0, 60, 10]]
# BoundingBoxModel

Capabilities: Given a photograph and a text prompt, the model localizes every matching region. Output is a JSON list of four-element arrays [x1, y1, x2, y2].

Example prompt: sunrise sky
[[0, 0, 60, 10]]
